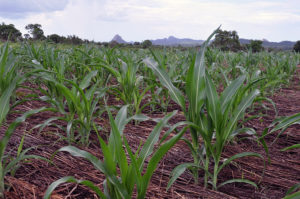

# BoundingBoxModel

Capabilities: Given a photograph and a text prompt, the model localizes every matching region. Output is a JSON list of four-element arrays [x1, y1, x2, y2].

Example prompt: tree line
[[0, 22, 93, 45], [0, 22, 299, 52]]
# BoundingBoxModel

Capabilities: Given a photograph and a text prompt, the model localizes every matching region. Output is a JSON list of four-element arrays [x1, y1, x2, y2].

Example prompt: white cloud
[[0, 0, 299, 41], [0, 0, 69, 18]]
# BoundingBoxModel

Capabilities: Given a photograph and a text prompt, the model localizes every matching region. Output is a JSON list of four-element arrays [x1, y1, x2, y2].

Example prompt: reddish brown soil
[[2, 69, 300, 199]]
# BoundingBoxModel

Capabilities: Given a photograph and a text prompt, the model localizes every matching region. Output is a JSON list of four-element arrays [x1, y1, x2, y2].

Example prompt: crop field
[[1, 31, 300, 199]]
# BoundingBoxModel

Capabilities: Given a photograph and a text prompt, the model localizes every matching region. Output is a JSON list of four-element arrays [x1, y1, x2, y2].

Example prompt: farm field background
[[1, 35, 300, 199]]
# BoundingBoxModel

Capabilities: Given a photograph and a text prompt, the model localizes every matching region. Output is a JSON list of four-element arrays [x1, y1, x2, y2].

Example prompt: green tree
[[293, 41, 300, 52], [25, 23, 45, 40], [211, 29, 241, 51], [47, 34, 65, 43], [141, 40, 152, 48], [24, 34, 30, 40], [66, 35, 83, 45], [0, 22, 22, 41], [248, 40, 264, 52]]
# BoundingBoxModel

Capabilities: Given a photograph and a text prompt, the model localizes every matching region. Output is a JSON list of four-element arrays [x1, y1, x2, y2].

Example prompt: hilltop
[[111, 34, 296, 49]]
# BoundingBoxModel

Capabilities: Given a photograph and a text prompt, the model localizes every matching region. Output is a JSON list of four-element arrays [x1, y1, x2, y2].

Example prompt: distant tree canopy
[[211, 29, 241, 51], [142, 40, 152, 48], [25, 23, 45, 40], [47, 34, 65, 43], [47, 34, 87, 45], [248, 40, 264, 52], [66, 35, 83, 45], [0, 22, 22, 41], [293, 41, 300, 52]]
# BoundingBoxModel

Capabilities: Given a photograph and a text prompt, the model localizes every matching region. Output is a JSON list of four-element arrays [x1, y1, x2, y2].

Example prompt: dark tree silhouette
[[211, 29, 241, 51], [248, 40, 264, 52], [293, 41, 300, 52], [25, 24, 45, 40], [0, 22, 22, 41]]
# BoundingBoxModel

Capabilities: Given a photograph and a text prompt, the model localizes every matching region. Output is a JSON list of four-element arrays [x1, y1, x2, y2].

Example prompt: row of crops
[[1, 29, 300, 198]]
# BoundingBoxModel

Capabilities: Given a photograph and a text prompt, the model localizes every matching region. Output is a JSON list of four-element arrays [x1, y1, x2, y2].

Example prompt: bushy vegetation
[[248, 40, 264, 52], [211, 29, 242, 51], [0, 23, 22, 42], [294, 40, 300, 52]]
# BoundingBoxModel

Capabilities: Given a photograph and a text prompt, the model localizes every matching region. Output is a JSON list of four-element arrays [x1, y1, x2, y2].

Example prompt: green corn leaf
[[220, 75, 246, 113], [255, 97, 278, 117], [137, 111, 177, 171], [0, 79, 17, 125], [79, 70, 98, 90], [160, 121, 189, 144], [144, 58, 185, 111], [43, 176, 107, 199], [94, 63, 121, 80], [32, 116, 60, 133], [65, 79, 90, 114], [281, 144, 300, 151], [167, 163, 197, 191], [59, 146, 106, 172], [270, 113, 300, 133], [205, 74, 221, 132], [0, 42, 9, 77], [123, 137, 141, 195], [187, 26, 220, 114], [285, 183, 300, 196], [107, 108, 129, 187], [17, 132, 26, 157], [217, 179, 257, 189], [115, 105, 129, 136], [258, 128, 270, 163], [230, 127, 256, 138], [224, 89, 260, 141], [185, 54, 205, 115], [4, 154, 48, 176], [140, 126, 187, 199], [58, 146, 129, 198], [97, 133, 117, 175], [0, 107, 52, 161], [284, 191, 300, 199], [180, 137, 197, 159], [55, 83, 82, 112], [217, 152, 264, 175]]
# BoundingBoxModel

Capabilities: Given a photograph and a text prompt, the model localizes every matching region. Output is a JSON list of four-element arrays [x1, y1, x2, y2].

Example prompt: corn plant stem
[[212, 159, 219, 190], [190, 130, 200, 184], [204, 154, 209, 188]]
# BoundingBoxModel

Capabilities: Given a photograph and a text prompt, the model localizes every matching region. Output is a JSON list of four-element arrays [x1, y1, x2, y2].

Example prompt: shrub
[[293, 41, 300, 52]]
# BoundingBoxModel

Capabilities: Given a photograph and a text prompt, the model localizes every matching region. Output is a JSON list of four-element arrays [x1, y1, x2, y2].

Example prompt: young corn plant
[[35, 70, 106, 146], [0, 78, 50, 197], [70, 46, 111, 87], [145, 27, 264, 190], [97, 55, 152, 115], [265, 113, 300, 198], [44, 106, 188, 199], [145, 49, 189, 112], [0, 42, 24, 98], [0, 107, 50, 197]]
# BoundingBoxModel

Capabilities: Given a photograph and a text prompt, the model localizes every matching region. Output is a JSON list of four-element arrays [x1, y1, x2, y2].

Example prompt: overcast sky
[[0, 0, 299, 42]]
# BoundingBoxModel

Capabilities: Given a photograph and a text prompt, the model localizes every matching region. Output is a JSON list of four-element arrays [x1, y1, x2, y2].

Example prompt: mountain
[[111, 34, 127, 44], [110, 34, 296, 49], [151, 36, 204, 46], [240, 38, 296, 50]]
